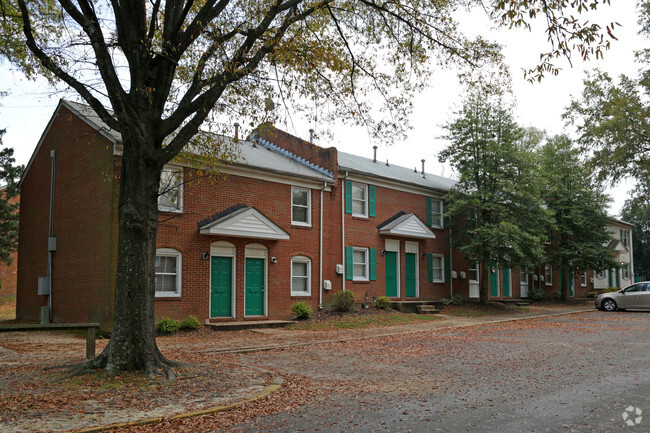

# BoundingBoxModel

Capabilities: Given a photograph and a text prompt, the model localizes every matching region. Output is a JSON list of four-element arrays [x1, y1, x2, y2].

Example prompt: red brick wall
[[16, 105, 117, 327]]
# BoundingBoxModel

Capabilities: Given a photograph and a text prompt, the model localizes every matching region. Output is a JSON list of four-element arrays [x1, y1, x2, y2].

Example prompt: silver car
[[595, 282, 650, 311]]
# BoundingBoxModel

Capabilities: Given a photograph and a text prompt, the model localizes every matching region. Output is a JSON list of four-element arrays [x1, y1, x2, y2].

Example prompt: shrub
[[156, 317, 180, 335], [553, 291, 561, 300], [442, 294, 463, 305], [375, 296, 392, 310], [291, 302, 313, 319], [527, 287, 547, 301], [333, 290, 355, 312], [179, 315, 202, 330], [586, 291, 598, 299]]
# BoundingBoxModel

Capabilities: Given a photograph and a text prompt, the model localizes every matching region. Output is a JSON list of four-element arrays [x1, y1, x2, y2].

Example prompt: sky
[[0, 1, 643, 216]]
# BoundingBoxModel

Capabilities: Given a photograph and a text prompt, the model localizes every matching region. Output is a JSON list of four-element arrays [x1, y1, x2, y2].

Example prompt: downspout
[[47, 149, 56, 322], [341, 172, 347, 291], [449, 225, 453, 297], [319, 183, 325, 310]]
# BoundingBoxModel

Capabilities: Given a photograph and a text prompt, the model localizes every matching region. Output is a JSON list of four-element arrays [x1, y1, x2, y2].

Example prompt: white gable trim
[[200, 207, 290, 240], [378, 214, 435, 239]]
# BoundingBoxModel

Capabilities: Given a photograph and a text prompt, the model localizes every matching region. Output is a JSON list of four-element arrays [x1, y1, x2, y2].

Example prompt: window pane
[[293, 206, 307, 223], [352, 184, 365, 200], [292, 277, 307, 292], [352, 200, 365, 215], [353, 264, 366, 278], [156, 275, 177, 292], [431, 200, 441, 213], [353, 250, 366, 264], [293, 189, 308, 206], [159, 169, 182, 210], [293, 262, 308, 278]]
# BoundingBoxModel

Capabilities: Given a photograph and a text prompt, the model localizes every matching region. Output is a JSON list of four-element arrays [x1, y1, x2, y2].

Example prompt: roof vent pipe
[[373, 145, 377, 163], [309, 128, 314, 144], [421, 159, 425, 178], [234, 122, 240, 140]]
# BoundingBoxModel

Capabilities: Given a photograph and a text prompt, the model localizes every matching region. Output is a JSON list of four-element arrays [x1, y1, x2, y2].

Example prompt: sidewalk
[[0, 303, 595, 433]]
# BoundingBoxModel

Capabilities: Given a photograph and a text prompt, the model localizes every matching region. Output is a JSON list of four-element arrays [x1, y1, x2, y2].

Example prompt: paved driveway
[[227, 310, 650, 432]]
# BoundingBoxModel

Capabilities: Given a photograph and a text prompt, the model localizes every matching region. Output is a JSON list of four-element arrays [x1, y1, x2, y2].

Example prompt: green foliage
[[527, 287, 547, 301], [291, 302, 313, 320], [374, 296, 392, 310], [538, 135, 617, 301], [442, 294, 463, 305], [0, 131, 23, 269], [156, 317, 180, 335], [179, 315, 201, 330], [333, 290, 355, 312], [439, 90, 550, 304], [622, 194, 650, 280]]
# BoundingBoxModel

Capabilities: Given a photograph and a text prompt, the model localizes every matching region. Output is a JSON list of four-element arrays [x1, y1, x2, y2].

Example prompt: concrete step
[[497, 299, 533, 307], [392, 300, 445, 313], [416, 305, 440, 314], [205, 320, 293, 331]]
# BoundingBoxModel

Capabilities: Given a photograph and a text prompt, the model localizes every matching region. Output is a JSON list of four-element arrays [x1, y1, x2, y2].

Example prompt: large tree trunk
[[479, 262, 489, 305], [560, 265, 569, 302], [75, 126, 179, 379]]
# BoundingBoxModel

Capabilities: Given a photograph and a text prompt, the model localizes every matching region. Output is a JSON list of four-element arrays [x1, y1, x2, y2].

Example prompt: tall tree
[[539, 135, 616, 300], [0, 129, 22, 273], [621, 187, 650, 279], [0, 0, 618, 376], [439, 90, 550, 304], [565, 1, 650, 187]]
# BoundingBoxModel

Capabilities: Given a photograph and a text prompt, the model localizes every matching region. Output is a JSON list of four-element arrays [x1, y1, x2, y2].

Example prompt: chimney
[[421, 159, 425, 178], [373, 146, 378, 163], [234, 122, 240, 140], [309, 128, 314, 144]]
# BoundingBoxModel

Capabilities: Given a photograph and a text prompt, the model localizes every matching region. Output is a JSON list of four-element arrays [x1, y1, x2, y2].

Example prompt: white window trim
[[581, 272, 588, 287], [158, 166, 183, 213], [291, 256, 312, 296], [544, 264, 553, 286], [468, 262, 479, 283], [622, 265, 630, 280], [431, 254, 444, 283], [155, 248, 182, 297], [351, 182, 368, 218], [291, 186, 311, 226], [520, 268, 529, 286], [352, 247, 369, 281], [596, 270, 606, 279], [430, 199, 444, 229]]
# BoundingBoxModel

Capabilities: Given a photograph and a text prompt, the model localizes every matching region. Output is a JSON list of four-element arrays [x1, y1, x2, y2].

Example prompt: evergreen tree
[[539, 135, 616, 300], [621, 187, 650, 280], [0, 129, 23, 267]]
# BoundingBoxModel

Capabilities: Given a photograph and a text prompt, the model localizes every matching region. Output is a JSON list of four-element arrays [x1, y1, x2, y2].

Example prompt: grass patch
[[0, 294, 16, 320], [288, 313, 441, 330]]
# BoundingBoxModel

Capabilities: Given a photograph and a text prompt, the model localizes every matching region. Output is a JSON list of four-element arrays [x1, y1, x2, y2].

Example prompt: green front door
[[502, 268, 511, 297], [490, 264, 499, 297], [405, 253, 417, 297], [385, 251, 398, 297], [245, 258, 265, 316], [210, 256, 232, 317]]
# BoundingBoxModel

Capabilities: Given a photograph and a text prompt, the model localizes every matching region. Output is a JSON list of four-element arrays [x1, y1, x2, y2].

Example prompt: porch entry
[[210, 241, 235, 318], [502, 267, 511, 297], [405, 241, 419, 298], [384, 239, 400, 298]]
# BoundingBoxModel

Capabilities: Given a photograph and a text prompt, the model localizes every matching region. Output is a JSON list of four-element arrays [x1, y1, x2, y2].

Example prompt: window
[[430, 254, 444, 283], [520, 268, 529, 286], [430, 199, 444, 228], [620, 229, 629, 247], [581, 272, 588, 287], [155, 248, 182, 297], [291, 187, 311, 226], [291, 256, 311, 296], [595, 270, 606, 279], [352, 247, 369, 281], [468, 262, 479, 282], [544, 264, 553, 286], [351, 183, 367, 217], [622, 265, 630, 280], [158, 167, 183, 212]]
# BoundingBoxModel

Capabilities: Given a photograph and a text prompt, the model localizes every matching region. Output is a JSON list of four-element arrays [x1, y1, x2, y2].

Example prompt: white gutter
[[319, 183, 325, 309], [341, 172, 347, 291]]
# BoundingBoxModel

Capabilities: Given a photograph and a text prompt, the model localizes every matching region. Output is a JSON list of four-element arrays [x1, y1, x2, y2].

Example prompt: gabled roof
[[198, 205, 289, 240], [338, 151, 456, 193], [607, 239, 629, 253], [377, 212, 435, 239]]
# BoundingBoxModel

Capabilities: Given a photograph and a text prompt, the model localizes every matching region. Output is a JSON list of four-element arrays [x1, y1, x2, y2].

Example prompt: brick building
[[16, 100, 633, 329]]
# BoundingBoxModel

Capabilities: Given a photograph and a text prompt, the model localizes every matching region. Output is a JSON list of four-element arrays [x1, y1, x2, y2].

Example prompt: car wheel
[[602, 298, 617, 312]]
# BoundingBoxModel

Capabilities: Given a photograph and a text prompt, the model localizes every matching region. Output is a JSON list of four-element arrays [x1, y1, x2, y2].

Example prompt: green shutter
[[426, 197, 432, 226], [368, 185, 376, 217], [369, 248, 377, 280], [345, 246, 353, 280], [444, 254, 451, 283], [427, 253, 433, 282], [345, 181, 352, 214]]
